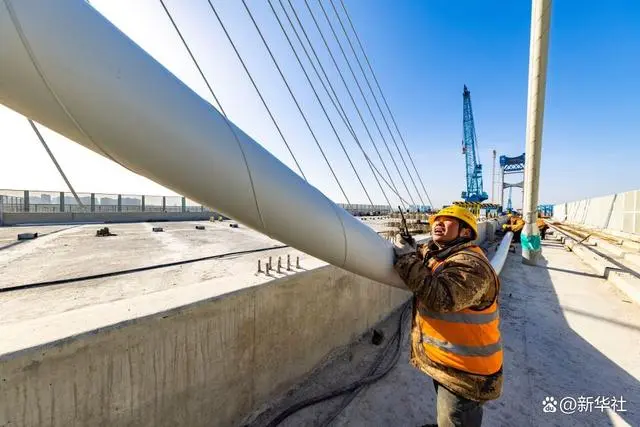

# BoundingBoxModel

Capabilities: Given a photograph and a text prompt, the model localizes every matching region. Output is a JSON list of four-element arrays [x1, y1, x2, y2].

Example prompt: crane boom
[[461, 85, 488, 203]]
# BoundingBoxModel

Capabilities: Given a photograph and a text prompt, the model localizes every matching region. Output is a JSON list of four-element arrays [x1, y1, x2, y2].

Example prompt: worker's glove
[[393, 233, 417, 260]]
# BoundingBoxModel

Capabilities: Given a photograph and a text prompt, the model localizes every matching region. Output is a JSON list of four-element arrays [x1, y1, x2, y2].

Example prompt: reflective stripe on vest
[[417, 245, 503, 375], [418, 306, 500, 325], [420, 335, 503, 357]]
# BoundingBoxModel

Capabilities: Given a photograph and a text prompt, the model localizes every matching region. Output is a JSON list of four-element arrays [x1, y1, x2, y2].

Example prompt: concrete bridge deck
[[0, 220, 313, 329], [0, 220, 639, 426], [246, 238, 640, 427], [0, 219, 408, 427]]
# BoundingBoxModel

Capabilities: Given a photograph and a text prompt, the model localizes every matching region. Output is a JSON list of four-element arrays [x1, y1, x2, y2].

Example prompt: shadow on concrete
[[560, 305, 640, 333], [533, 264, 604, 279], [489, 239, 640, 426], [243, 237, 640, 426]]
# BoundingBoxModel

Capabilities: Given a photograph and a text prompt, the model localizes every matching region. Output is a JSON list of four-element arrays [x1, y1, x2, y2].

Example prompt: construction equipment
[[538, 204, 553, 217], [461, 85, 488, 203], [96, 227, 116, 237], [499, 154, 525, 210], [502, 214, 525, 240], [17, 232, 38, 240]]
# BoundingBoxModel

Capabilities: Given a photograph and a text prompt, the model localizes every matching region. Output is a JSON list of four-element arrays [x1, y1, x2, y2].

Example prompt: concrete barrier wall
[[0, 211, 220, 225], [0, 266, 409, 427], [485, 221, 496, 242], [553, 189, 640, 234], [473, 219, 501, 246], [474, 221, 487, 245]]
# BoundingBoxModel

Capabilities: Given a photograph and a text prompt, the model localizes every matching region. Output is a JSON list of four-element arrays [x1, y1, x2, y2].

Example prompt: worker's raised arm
[[394, 251, 494, 312]]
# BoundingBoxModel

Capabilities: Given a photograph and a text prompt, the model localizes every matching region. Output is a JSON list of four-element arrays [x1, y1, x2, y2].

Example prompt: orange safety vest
[[416, 246, 503, 375]]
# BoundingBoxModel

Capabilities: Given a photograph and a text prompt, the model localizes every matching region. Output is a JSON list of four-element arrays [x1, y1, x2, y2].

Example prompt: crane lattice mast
[[461, 85, 488, 203]]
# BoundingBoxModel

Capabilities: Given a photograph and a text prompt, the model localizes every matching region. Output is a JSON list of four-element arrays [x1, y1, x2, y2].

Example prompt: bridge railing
[[0, 189, 215, 215], [0, 190, 396, 219]]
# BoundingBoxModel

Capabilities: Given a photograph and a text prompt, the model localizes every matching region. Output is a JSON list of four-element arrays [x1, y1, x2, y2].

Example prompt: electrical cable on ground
[[272, 0, 392, 209], [0, 244, 289, 293], [240, 0, 352, 205], [205, 0, 307, 182], [265, 0, 375, 207], [288, 0, 405, 209], [319, 301, 410, 427], [311, 0, 418, 208], [336, 0, 434, 208], [261, 300, 412, 427]]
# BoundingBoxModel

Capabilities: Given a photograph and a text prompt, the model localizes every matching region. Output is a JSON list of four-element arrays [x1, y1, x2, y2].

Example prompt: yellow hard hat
[[429, 205, 478, 238], [507, 213, 513, 217]]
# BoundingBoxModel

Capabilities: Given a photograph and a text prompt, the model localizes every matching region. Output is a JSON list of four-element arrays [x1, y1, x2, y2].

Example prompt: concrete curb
[[551, 226, 640, 305]]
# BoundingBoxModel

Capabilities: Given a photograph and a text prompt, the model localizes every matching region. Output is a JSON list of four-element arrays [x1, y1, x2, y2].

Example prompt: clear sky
[[1, 0, 639, 209]]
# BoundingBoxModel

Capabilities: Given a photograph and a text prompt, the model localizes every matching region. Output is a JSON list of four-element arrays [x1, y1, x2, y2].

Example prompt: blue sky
[[1, 0, 638, 209]]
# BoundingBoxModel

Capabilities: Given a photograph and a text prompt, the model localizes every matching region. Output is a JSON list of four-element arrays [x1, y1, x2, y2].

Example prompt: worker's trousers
[[433, 380, 483, 427]]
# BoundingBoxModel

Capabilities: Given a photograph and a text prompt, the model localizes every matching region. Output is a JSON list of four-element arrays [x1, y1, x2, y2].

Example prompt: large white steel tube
[[521, 0, 552, 265], [0, 1, 406, 288], [490, 232, 513, 276]]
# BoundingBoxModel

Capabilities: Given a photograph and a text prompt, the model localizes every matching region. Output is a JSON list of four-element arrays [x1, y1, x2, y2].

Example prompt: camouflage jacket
[[394, 239, 503, 402]]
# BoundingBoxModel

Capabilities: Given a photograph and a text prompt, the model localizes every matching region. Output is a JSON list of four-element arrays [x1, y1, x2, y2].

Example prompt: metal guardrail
[[1, 190, 397, 217], [0, 189, 213, 214]]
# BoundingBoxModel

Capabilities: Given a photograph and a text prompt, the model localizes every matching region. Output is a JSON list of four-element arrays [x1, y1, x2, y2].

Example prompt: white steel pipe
[[0, 1, 406, 288], [521, 0, 552, 265], [491, 231, 513, 276]]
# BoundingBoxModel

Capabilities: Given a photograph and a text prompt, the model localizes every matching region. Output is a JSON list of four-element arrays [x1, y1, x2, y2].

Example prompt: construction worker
[[536, 216, 549, 240], [393, 206, 502, 427], [502, 213, 525, 241]]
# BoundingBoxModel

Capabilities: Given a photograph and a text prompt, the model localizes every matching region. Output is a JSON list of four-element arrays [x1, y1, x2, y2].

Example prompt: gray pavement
[[246, 239, 640, 427], [2, 219, 638, 426], [0, 220, 325, 355]]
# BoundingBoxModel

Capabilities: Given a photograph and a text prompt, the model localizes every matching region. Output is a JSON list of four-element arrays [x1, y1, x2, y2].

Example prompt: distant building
[[121, 197, 141, 206], [99, 197, 116, 206]]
